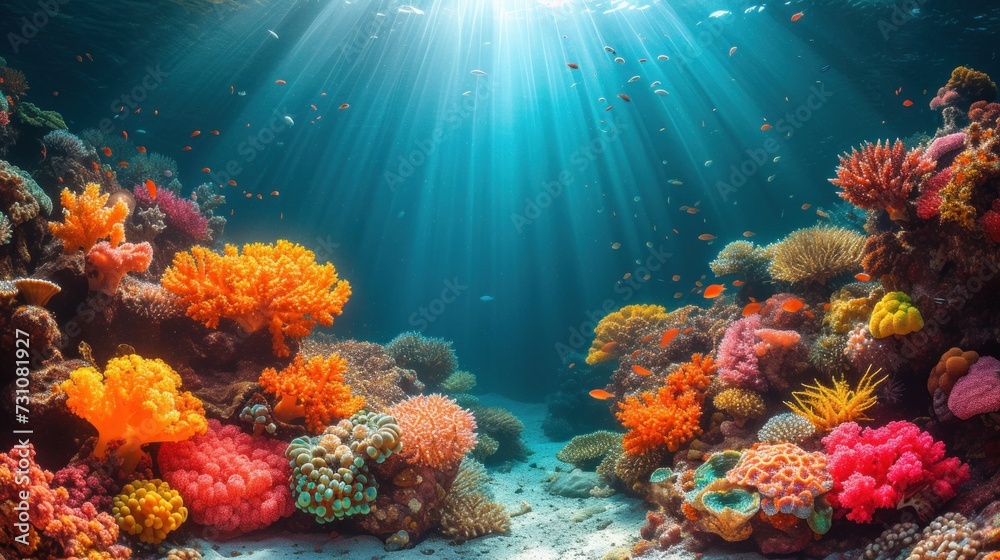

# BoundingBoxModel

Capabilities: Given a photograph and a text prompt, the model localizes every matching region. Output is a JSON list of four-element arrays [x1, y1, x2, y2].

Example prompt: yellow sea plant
[[784, 366, 885, 433], [869, 291, 923, 338]]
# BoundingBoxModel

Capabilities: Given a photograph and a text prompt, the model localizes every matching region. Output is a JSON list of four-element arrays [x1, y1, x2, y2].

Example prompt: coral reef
[[930, 66, 997, 111], [830, 140, 936, 220], [709, 240, 774, 282], [586, 304, 670, 364], [258, 353, 366, 433], [436, 458, 510, 541]]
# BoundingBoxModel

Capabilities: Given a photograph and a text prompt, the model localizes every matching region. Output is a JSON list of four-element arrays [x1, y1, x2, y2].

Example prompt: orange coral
[[59, 354, 207, 473], [258, 353, 366, 433], [161, 240, 352, 357], [928, 347, 980, 394], [726, 442, 832, 520], [388, 394, 478, 470], [616, 354, 715, 455], [49, 183, 129, 253], [939, 124, 1000, 229]]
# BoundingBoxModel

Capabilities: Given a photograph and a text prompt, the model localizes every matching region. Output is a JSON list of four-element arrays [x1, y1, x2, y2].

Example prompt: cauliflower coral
[[586, 304, 670, 365], [869, 291, 924, 338], [258, 353, 366, 433], [112, 479, 187, 544], [60, 354, 208, 472], [49, 182, 129, 253], [388, 394, 477, 470], [161, 240, 352, 357], [158, 420, 295, 535]]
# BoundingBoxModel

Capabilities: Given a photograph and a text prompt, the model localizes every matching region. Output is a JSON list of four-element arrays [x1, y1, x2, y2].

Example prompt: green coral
[[556, 431, 623, 470], [470, 405, 530, 463], [441, 370, 477, 393], [709, 241, 774, 281], [14, 102, 66, 131], [757, 413, 816, 444], [869, 291, 923, 338]]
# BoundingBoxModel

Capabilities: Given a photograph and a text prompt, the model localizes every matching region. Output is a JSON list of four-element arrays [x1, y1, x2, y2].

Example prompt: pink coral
[[717, 315, 764, 391], [822, 421, 970, 523], [926, 132, 967, 163], [134, 184, 209, 240], [0, 110, 8, 127], [85, 240, 153, 295], [980, 200, 1000, 243], [947, 355, 1000, 420], [830, 140, 936, 219], [916, 169, 953, 219], [158, 419, 295, 535], [387, 394, 477, 470], [754, 328, 807, 392]]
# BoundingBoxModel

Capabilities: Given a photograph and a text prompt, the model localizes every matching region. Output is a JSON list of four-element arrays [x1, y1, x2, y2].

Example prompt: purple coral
[[134, 184, 209, 240], [717, 315, 764, 391], [924, 132, 966, 165], [948, 356, 1000, 420]]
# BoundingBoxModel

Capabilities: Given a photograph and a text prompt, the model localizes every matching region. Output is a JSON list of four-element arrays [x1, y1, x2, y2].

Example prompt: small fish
[[773, 156, 781, 163], [743, 231, 755, 237], [657, 54, 668, 60], [617, 94, 631, 102], [567, 62, 579, 69], [604, 45, 617, 54], [650, 81, 661, 88], [682, 327, 693, 334], [686, 207, 700, 214], [791, 11, 804, 21], [803, 310, 815, 319], [86, 52, 93, 61], [182, 146, 192, 151], [761, 124, 772, 131], [270, 190, 280, 196], [667, 179, 683, 185], [339, 103, 350, 110], [698, 234, 716, 241], [729, 46, 738, 56], [471, 69, 488, 76], [479, 295, 494, 301], [601, 341, 619, 352], [237, 90, 247, 96], [821, 64, 831, 72], [654, 89, 669, 96], [628, 75, 640, 83], [767, 174, 777, 182], [76, 55, 83, 62], [781, 298, 805, 313], [614, 57, 625, 64], [211, 129, 220, 135], [568, 362, 576, 369], [283, 115, 295, 126], [144, 179, 157, 201], [102, 147, 112, 157], [660, 327, 680, 347], [275, 79, 287, 85], [605, 105, 613, 111], [137, 146, 146, 153], [202, 167, 211, 173], [704, 160, 713, 167], [801, 203, 811, 210], [674, 292, 683, 298], [703, 284, 725, 298], [268, 29, 279, 39], [733, 280, 745, 287], [589, 389, 615, 400], [228, 180, 238, 186], [632, 365, 653, 376], [611, 242, 621, 249], [855, 273, 872, 282], [641, 333, 654, 343], [903, 99, 914, 107], [816, 209, 830, 219], [672, 275, 680, 281], [191, 130, 201, 137], [136, 129, 146, 134], [122, 130, 128, 140], [742, 302, 763, 316], [638, 58, 647, 63]]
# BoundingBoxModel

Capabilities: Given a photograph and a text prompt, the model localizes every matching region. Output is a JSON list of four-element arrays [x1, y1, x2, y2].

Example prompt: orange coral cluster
[[388, 394, 478, 470], [830, 140, 935, 220], [258, 353, 366, 433], [726, 442, 832, 520], [616, 354, 715, 455], [939, 124, 1000, 229], [49, 183, 129, 253], [928, 347, 980, 394], [161, 240, 352, 357]]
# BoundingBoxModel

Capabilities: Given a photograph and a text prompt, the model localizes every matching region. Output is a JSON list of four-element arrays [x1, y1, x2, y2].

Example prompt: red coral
[[980, 199, 1000, 242], [969, 100, 1000, 128], [134, 184, 209, 240], [0, 110, 8, 127], [822, 421, 969, 523], [830, 140, 936, 219], [158, 419, 295, 535], [916, 168, 952, 219]]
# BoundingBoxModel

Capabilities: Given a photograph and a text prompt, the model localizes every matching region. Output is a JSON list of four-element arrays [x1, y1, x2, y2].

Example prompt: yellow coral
[[48, 183, 129, 252], [869, 291, 923, 338], [586, 304, 669, 365], [60, 354, 208, 472], [161, 240, 352, 357], [785, 366, 885, 433], [768, 226, 865, 284], [823, 289, 876, 333], [712, 388, 766, 426], [113, 479, 187, 544], [939, 125, 1000, 229]]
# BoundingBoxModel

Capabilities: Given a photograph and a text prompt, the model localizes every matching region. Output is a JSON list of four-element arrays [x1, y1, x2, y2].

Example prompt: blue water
[[4, 0, 998, 398]]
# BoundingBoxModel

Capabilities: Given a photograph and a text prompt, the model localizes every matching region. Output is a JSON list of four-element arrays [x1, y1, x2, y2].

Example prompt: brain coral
[[158, 420, 295, 535], [388, 394, 477, 470], [586, 304, 670, 365], [928, 347, 979, 394], [869, 291, 923, 338], [385, 332, 457, 387], [112, 479, 187, 544], [726, 442, 832, 521]]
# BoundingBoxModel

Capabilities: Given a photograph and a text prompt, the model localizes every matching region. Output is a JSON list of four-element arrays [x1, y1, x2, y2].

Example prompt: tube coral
[[161, 240, 352, 357], [388, 394, 478, 470], [830, 140, 935, 219], [49, 183, 129, 253], [258, 353, 367, 433], [768, 225, 866, 284], [587, 304, 670, 364], [59, 354, 208, 472], [85, 240, 153, 296]]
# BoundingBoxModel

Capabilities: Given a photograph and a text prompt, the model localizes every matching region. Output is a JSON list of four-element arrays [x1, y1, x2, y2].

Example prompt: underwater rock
[[544, 468, 602, 498], [359, 451, 459, 538]]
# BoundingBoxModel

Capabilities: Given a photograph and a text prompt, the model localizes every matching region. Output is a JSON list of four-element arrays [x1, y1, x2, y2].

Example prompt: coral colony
[[2, 46, 1000, 560]]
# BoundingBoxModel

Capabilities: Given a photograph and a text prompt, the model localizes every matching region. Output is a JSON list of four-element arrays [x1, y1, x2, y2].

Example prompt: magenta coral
[[947, 355, 1000, 420], [925, 132, 967, 163], [822, 421, 969, 523], [388, 394, 477, 470], [717, 315, 765, 391], [830, 140, 936, 219], [85, 240, 153, 295], [134, 184, 210, 240], [158, 419, 295, 535]]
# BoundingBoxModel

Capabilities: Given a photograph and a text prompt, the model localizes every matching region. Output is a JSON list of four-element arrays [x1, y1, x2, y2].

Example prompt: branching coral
[[436, 458, 510, 541], [586, 304, 670, 365], [869, 291, 924, 338], [768, 225, 866, 284], [112, 479, 187, 544], [830, 140, 935, 219], [785, 366, 885, 433], [258, 353, 366, 433], [134, 182, 209, 240], [822, 421, 970, 523], [709, 241, 774, 281], [930, 66, 997, 111], [159, 419, 295, 534], [161, 240, 352, 357], [85, 240, 153, 295], [385, 332, 457, 387], [59, 354, 208, 472], [388, 394, 478, 470], [712, 388, 766, 426], [49, 183, 129, 252], [616, 354, 714, 455]]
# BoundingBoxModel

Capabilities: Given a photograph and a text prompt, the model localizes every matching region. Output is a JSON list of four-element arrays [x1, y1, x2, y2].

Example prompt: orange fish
[[742, 302, 763, 316], [641, 333, 654, 343], [801, 203, 811, 210], [154, 109, 159, 115], [601, 341, 619, 352], [698, 234, 716, 241], [339, 103, 350, 110], [275, 79, 287, 85], [202, 167, 211, 173], [211, 130, 220, 135], [567, 62, 580, 69], [733, 280, 745, 287], [686, 207, 700, 214], [703, 284, 725, 298], [743, 231, 755, 237], [117, 161, 129, 168], [270, 190, 280, 196], [672, 274, 681, 281], [191, 130, 201, 137], [816, 209, 830, 219], [781, 298, 805, 313], [660, 327, 680, 347], [617, 93, 631, 102], [182, 146, 192, 151], [682, 327, 693, 334], [102, 147, 112, 157], [122, 130, 128, 140], [630, 350, 640, 359], [760, 124, 772, 131], [632, 365, 653, 376], [311, 104, 318, 111], [803, 310, 815, 319], [823, 303, 832, 311], [568, 362, 576, 369], [589, 389, 615, 400], [76, 55, 83, 62], [245, 192, 252, 198], [144, 179, 157, 201], [855, 273, 872, 282], [228, 180, 238, 186], [674, 292, 683, 298], [695, 280, 703, 287], [791, 11, 804, 21], [91, 162, 99, 172], [134, 108, 141, 114], [902, 99, 914, 107], [137, 146, 146, 153]]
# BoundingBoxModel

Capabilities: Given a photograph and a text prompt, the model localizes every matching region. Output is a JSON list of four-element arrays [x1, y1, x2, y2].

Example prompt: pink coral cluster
[[822, 421, 970, 523], [158, 419, 295, 535], [980, 200, 1000, 242], [717, 315, 805, 393], [85, 240, 153, 295], [830, 140, 936, 220], [0, 110, 8, 127], [947, 355, 1000, 420], [134, 184, 210, 240]]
